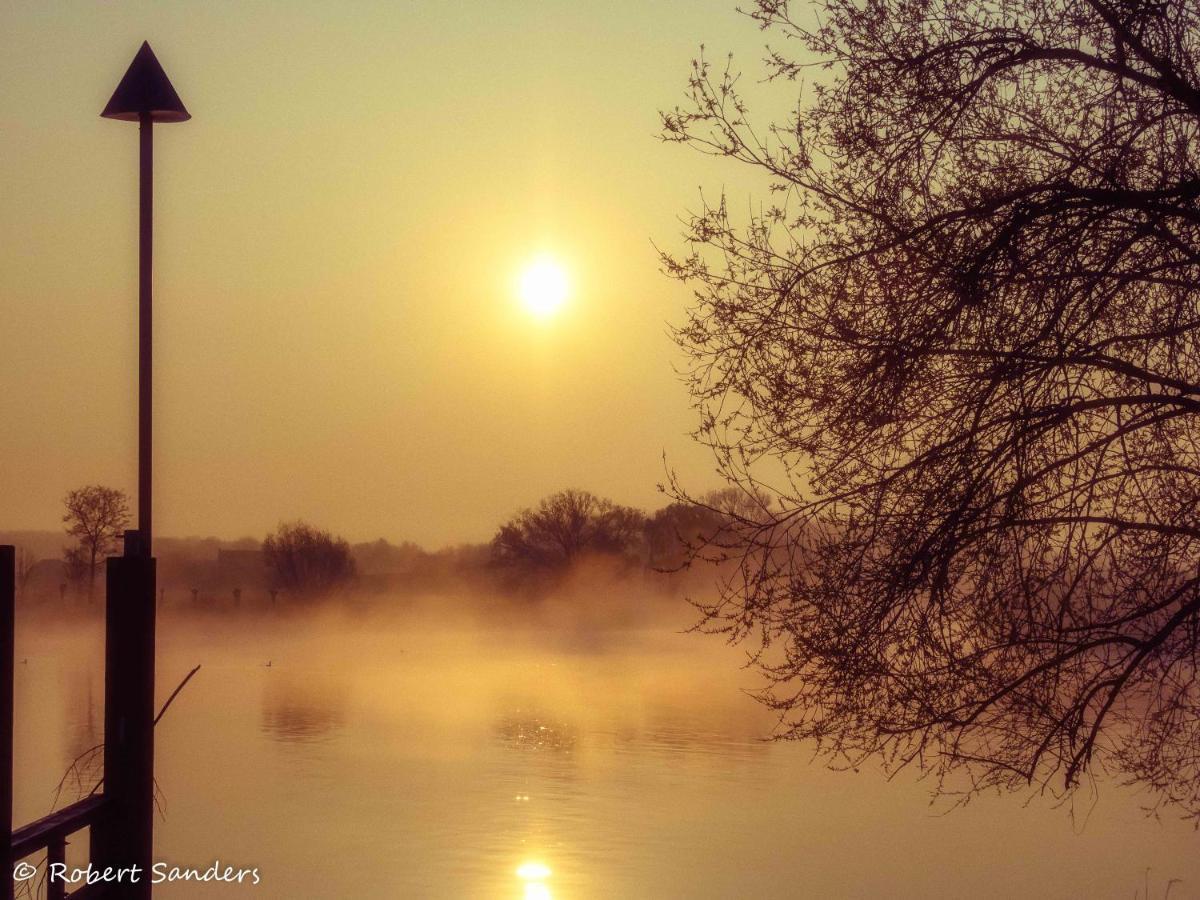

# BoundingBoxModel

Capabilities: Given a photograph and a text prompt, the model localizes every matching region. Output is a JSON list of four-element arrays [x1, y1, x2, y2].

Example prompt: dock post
[[92, 532, 156, 898], [2, 546, 14, 900]]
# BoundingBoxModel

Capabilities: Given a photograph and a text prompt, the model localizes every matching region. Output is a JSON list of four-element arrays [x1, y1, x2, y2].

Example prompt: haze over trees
[[662, 0, 1200, 817], [14, 545, 38, 598], [492, 489, 647, 569], [62, 485, 130, 601], [645, 487, 772, 569], [263, 521, 357, 597], [14, 487, 731, 610]]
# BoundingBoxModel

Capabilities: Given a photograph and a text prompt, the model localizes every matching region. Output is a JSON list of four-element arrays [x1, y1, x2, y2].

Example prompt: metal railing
[[11, 796, 110, 900]]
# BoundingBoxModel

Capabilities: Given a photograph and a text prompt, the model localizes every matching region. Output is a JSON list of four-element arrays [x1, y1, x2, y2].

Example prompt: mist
[[11, 565, 1199, 899]]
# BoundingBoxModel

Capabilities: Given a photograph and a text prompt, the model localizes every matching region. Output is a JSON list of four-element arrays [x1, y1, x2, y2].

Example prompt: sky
[[0, 0, 776, 547]]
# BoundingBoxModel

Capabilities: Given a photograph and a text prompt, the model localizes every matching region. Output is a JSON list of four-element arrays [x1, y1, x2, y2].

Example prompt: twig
[[154, 664, 201, 726], [52, 742, 104, 809]]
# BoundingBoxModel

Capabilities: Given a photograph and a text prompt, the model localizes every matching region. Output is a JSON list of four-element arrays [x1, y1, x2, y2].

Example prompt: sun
[[518, 257, 569, 319]]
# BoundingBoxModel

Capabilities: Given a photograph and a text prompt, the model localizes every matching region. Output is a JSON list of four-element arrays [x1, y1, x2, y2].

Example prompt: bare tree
[[263, 521, 356, 598], [646, 488, 772, 569], [493, 489, 647, 568], [63, 486, 130, 602], [662, 0, 1200, 818]]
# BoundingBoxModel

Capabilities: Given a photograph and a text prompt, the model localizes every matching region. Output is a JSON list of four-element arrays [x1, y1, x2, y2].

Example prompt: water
[[12, 605, 1200, 899]]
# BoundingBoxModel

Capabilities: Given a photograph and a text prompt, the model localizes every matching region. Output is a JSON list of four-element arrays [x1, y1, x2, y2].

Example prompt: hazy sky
[[1, 0, 773, 547]]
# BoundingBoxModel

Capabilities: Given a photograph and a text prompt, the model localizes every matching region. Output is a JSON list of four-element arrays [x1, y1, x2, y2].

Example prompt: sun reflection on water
[[517, 861, 552, 899]]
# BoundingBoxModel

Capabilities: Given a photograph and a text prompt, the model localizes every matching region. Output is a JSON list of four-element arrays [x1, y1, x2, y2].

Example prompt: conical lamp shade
[[101, 41, 190, 123]]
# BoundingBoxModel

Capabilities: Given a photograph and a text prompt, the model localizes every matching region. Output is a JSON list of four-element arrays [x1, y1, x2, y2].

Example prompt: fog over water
[[12, 584, 1200, 899]]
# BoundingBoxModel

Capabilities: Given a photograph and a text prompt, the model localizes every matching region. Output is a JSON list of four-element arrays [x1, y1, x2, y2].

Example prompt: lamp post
[[101, 41, 190, 554], [95, 43, 188, 898]]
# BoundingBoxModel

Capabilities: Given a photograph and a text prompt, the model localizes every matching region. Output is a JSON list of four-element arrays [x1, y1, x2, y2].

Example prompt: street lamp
[[101, 41, 190, 553]]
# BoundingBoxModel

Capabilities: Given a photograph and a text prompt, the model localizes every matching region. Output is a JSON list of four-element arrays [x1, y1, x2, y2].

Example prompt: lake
[[11, 600, 1200, 899]]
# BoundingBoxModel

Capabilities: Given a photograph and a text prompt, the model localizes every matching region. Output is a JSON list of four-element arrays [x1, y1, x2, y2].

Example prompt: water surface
[[13, 604, 1200, 898]]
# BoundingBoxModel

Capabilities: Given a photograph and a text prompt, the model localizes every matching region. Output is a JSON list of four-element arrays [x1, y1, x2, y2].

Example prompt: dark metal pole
[[1, 546, 14, 900], [139, 113, 153, 553]]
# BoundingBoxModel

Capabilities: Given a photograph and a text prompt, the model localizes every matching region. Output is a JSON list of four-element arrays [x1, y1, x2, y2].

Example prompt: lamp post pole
[[139, 111, 153, 548], [102, 39, 189, 553]]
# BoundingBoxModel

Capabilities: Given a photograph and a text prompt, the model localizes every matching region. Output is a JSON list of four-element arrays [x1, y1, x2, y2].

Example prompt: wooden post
[[46, 836, 66, 900], [2, 546, 14, 900], [93, 537, 156, 898]]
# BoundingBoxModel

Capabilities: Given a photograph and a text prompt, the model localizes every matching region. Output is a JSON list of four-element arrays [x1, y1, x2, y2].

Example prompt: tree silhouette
[[14, 545, 38, 599], [263, 521, 356, 598], [62, 485, 130, 602], [662, 0, 1200, 817], [492, 489, 646, 568], [646, 488, 772, 569]]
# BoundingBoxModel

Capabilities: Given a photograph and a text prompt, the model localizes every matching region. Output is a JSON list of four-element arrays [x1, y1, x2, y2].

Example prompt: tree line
[[15, 484, 759, 603]]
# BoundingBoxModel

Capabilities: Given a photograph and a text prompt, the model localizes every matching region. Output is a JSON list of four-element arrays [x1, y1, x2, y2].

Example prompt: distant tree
[[351, 538, 426, 575], [662, 0, 1200, 817], [63, 485, 130, 602], [14, 546, 37, 599], [646, 502, 723, 569], [700, 487, 772, 522], [263, 521, 356, 597], [646, 488, 772, 569], [493, 489, 647, 568], [62, 548, 89, 595]]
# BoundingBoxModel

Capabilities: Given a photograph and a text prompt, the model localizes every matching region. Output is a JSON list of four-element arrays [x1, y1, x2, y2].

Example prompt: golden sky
[[0, 0, 768, 546]]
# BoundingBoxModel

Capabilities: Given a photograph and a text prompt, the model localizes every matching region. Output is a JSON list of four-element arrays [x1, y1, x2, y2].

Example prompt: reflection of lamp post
[[101, 41, 190, 554]]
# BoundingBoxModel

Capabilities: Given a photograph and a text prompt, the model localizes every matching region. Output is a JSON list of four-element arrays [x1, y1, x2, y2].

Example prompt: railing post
[[2, 546, 14, 900], [92, 535, 155, 899], [46, 835, 66, 900]]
